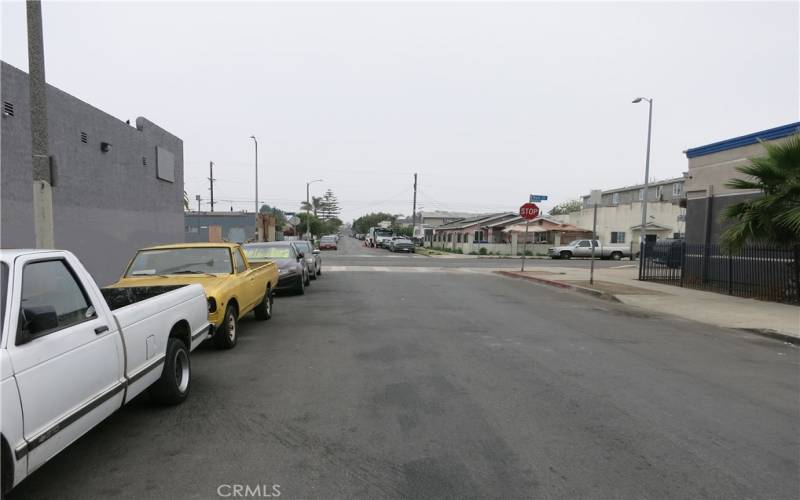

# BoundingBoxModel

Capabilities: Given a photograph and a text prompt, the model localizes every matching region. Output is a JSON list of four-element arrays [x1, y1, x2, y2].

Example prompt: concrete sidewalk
[[497, 265, 800, 341]]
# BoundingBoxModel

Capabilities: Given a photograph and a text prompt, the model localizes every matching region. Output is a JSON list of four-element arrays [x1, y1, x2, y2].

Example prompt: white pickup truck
[[548, 239, 632, 260], [0, 250, 210, 495]]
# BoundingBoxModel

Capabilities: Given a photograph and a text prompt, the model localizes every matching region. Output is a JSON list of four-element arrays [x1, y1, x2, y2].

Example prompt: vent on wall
[[80, 132, 88, 143], [142, 156, 147, 166], [3, 101, 13, 117]]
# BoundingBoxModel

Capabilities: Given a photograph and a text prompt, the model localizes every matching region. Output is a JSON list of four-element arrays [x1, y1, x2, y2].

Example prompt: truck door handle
[[95, 325, 109, 335]]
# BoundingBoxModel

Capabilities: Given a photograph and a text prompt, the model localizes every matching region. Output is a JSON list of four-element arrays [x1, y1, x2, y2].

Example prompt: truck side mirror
[[18, 305, 59, 343]]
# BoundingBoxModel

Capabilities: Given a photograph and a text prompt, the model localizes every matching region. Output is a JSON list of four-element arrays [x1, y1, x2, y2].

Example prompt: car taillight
[[207, 297, 217, 313]]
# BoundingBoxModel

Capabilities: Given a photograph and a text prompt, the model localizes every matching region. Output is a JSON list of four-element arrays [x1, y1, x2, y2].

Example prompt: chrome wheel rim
[[174, 349, 190, 393], [265, 291, 272, 315], [227, 311, 236, 340]]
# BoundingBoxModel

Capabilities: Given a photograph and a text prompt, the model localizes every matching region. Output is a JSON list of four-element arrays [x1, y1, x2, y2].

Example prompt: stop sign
[[519, 202, 539, 220]]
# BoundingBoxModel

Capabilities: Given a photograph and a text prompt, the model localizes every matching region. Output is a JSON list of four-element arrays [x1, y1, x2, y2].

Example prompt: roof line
[[685, 122, 800, 159]]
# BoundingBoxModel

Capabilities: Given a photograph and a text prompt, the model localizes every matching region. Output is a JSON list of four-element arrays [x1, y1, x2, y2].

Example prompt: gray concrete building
[[1, 61, 184, 285], [683, 122, 800, 244]]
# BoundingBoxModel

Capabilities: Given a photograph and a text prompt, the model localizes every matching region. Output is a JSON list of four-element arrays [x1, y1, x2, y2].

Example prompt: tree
[[721, 134, 800, 252], [548, 199, 584, 216], [300, 196, 323, 217], [352, 212, 396, 234], [183, 190, 190, 211], [319, 189, 341, 220], [259, 204, 287, 230]]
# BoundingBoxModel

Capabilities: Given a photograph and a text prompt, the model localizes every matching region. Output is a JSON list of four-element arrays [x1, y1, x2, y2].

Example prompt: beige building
[[683, 122, 799, 244], [555, 177, 686, 250]]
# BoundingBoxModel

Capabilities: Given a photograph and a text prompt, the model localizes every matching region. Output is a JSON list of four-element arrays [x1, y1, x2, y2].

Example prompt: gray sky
[[3, 1, 798, 220]]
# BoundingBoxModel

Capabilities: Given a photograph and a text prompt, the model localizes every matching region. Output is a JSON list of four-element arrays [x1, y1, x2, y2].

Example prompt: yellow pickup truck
[[110, 243, 279, 349]]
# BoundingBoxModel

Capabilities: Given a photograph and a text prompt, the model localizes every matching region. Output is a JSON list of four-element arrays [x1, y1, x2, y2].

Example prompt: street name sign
[[529, 194, 548, 202]]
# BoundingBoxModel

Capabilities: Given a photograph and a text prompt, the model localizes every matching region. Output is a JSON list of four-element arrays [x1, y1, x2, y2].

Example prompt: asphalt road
[[9, 237, 799, 499]]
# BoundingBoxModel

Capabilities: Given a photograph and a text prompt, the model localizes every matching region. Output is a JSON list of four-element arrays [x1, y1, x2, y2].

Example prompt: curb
[[737, 328, 800, 346], [494, 271, 619, 302]]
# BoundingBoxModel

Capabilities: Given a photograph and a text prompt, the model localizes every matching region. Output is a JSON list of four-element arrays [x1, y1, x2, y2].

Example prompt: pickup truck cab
[[1, 250, 209, 495], [110, 243, 279, 349], [548, 239, 632, 260]]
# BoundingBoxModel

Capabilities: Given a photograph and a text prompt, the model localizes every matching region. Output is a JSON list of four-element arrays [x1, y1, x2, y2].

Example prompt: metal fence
[[639, 242, 800, 304]]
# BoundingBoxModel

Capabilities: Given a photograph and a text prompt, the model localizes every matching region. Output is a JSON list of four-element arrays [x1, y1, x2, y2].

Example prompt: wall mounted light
[[101, 142, 112, 153]]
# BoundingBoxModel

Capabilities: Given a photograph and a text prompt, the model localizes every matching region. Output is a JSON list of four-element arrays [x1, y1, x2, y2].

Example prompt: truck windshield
[[375, 229, 393, 237], [126, 248, 233, 276]]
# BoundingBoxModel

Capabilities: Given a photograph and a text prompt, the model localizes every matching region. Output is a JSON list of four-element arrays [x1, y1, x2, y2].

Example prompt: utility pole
[[195, 194, 201, 212], [208, 161, 215, 212], [411, 173, 418, 238], [632, 97, 654, 278], [250, 135, 258, 228], [27, 0, 54, 248]]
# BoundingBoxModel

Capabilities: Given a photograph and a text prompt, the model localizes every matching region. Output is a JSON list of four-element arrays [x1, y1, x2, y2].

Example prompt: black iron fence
[[639, 242, 800, 304]]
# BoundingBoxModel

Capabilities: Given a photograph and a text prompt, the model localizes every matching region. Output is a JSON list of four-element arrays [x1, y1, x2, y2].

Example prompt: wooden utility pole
[[411, 173, 418, 237], [209, 161, 216, 212]]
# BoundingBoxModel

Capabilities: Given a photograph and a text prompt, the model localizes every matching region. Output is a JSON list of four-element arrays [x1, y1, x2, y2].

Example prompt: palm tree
[[183, 190, 190, 211], [300, 196, 323, 217], [721, 134, 800, 252]]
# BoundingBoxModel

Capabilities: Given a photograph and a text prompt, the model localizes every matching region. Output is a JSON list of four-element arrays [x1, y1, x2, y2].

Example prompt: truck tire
[[296, 275, 306, 295], [254, 286, 273, 320], [304, 270, 311, 286], [610, 251, 622, 261], [150, 338, 191, 405], [316, 266, 322, 276], [560, 251, 572, 260], [310, 267, 318, 280], [213, 305, 238, 349]]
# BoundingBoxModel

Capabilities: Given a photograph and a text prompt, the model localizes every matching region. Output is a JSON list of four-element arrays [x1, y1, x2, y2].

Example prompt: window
[[673, 183, 682, 196], [3, 101, 14, 117], [657, 186, 663, 199], [19, 259, 95, 337], [638, 189, 645, 201], [612, 192, 620, 204], [534, 232, 548, 243], [233, 250, 246, 273], [474, 230, 484, 242], [456, 233, 461, 243], [578, 241, 591, 247], [611, 232, 626, 243], [447, 233, 452, 242]]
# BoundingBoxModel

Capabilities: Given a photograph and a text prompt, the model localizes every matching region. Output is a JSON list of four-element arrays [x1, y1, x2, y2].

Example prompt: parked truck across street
[[548, 239, 632, 260], [0, 250, 210, 495]]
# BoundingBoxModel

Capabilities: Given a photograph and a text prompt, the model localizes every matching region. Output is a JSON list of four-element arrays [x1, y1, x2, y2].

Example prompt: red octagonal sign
[[519, 202, 540, 220]]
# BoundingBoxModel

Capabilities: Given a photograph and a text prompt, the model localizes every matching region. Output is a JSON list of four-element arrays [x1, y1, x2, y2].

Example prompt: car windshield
[[244, 245, 293, 260], [126, 247, 233, 276]]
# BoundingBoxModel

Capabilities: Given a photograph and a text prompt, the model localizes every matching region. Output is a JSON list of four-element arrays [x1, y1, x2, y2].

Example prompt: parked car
[[243, 242, 308, 295], [548, 239, 632, 260], [319, 235, 338, 250], [390, 237, 415, 253], [0, 249, 210, 495], [110, 243, 278, 349], [292, 240, 321, 279]]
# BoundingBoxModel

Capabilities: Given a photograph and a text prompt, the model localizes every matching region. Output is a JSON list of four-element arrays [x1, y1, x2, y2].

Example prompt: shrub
[[455, 248, 463, 254], [468, 251, 478, 255], [524, 250, 533, 256], [478, 247, 488, 255]]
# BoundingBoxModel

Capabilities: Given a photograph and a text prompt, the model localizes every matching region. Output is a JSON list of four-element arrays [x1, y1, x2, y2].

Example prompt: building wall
[[683, 125, 798, 244], [582, 179, 684, 209], [184, 212, 256, 243], [558, 201, 684, 245], [1, 62, 184, 285]]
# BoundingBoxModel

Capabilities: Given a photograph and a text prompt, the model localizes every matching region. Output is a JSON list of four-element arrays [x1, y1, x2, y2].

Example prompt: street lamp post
[[632, 97, 653, 279], [306, 179, 323, 241], [250, 135, 258, 240]]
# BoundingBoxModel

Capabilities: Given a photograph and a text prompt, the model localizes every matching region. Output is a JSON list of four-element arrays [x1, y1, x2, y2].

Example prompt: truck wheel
[[254, 286, 273, 320], [310, 267, 318, 280], [296, 275, 306, 295], [560, 251, 572, 260], [150, 338, 191, 405], [304, 271, 311, 286], [213, 305, 238, 349], [317, 267, 322, 276], [610, 252, 622, 261]]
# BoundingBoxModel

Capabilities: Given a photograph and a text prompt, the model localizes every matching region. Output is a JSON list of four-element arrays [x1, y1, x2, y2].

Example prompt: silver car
[[291, 240, 321, 280]]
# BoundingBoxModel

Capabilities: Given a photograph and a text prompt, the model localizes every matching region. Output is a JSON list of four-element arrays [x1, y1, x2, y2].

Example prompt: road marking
[[322, 266, 496, 274]]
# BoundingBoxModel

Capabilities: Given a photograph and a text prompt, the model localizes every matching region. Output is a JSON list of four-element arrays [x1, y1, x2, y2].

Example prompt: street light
[[633, 96, 653, 278], [250, 135, 259, 239], [306, 179, 323, 241]]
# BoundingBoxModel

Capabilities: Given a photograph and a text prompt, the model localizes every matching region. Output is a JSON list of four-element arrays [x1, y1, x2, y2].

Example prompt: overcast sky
[[3, 1, 798, 220]]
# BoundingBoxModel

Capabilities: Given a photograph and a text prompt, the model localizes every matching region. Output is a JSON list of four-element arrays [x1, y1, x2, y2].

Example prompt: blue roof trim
[[685, 122, 800, 158]]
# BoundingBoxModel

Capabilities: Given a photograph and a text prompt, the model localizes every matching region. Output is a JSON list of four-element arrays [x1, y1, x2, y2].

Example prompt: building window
[[3, 101, 14, 117], [612, 192, 620, 205], [656, 186, 663, 199], [534, 232, 548, 243], [673, 183, 682, 196], [447, 233, 452, 242], [457, 233, 461, 243], [473, 230, 484, 242], [638, 189, 644, 201], [611, 232, 626, 243], [80, 132, 88, 144]]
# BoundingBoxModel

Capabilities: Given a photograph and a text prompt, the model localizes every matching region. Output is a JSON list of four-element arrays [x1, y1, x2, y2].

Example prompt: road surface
[[9, 237, 798, 499]]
